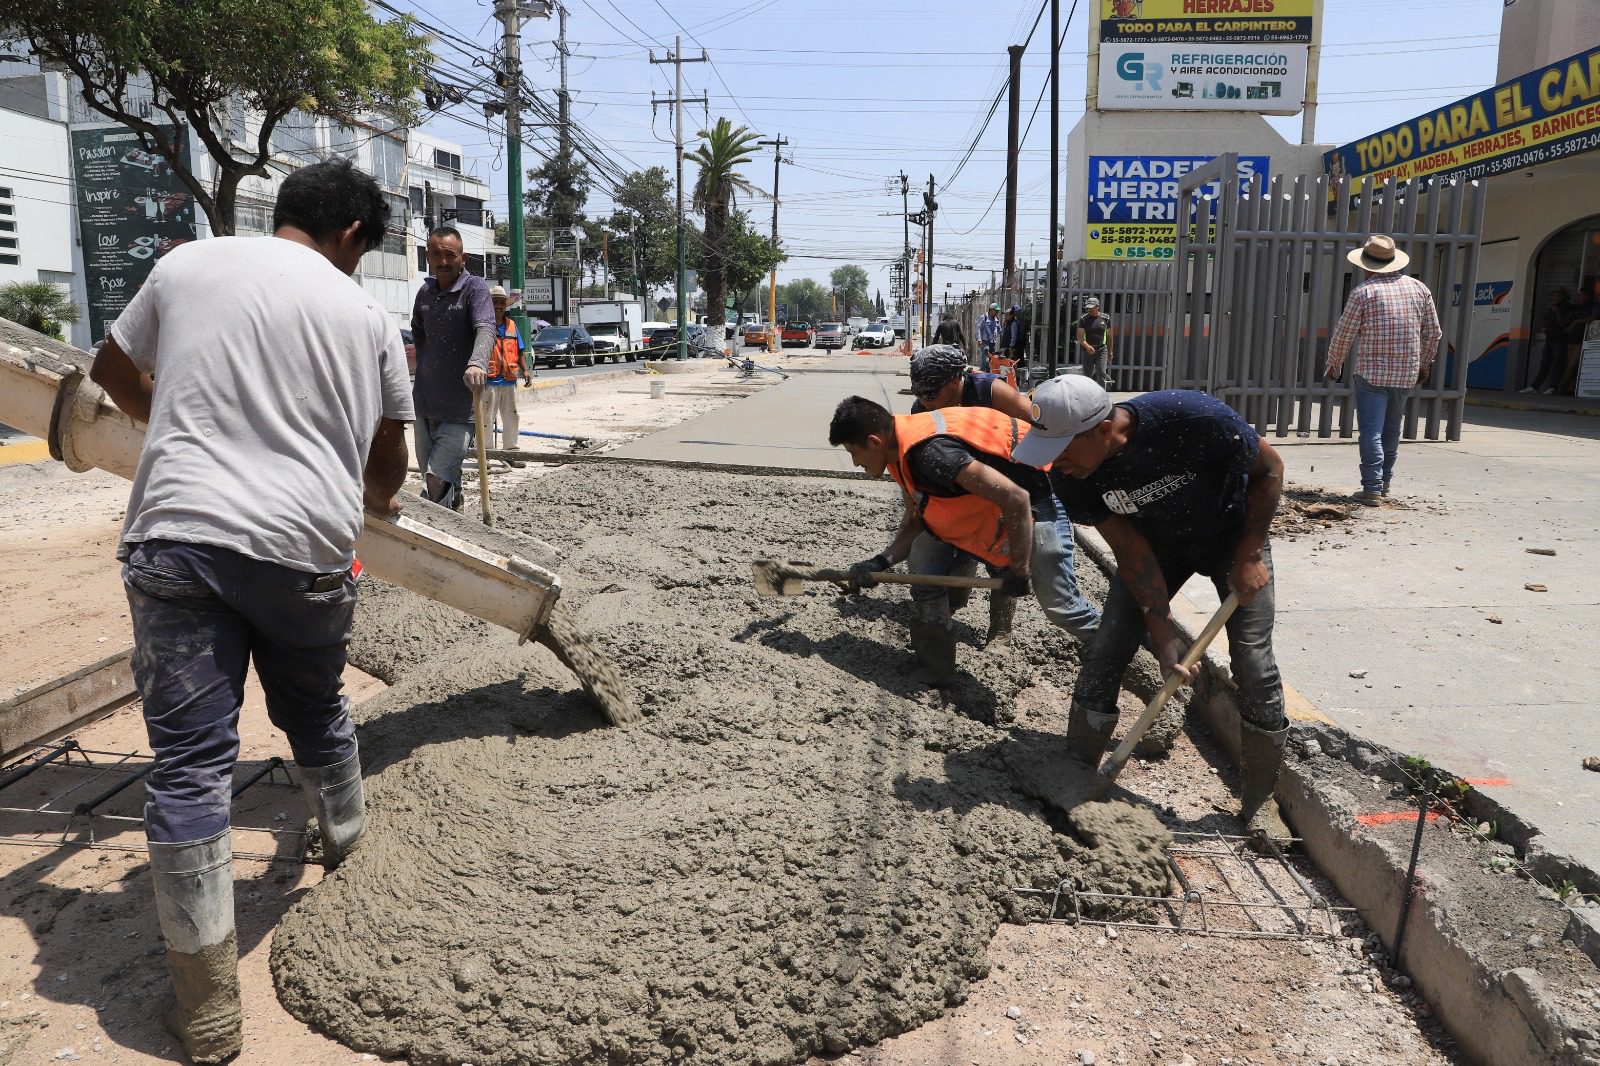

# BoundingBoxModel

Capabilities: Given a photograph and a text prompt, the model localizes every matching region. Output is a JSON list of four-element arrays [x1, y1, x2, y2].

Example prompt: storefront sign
[[1100, 0, 1313, 44], [1324, 44, 1600, 187], [69, 125, 197, 343], [1098, 43, 1306, 112], [1086, 154, 1269, 260]]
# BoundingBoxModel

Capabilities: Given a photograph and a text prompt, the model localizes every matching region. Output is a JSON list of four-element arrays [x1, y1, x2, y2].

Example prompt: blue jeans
[[908, 494, 1101, 640], [1353, 374, 1409, 493], [1074, 541, 1284, 730], [123, 540, 358, 844], [414, 418, 473, 509]]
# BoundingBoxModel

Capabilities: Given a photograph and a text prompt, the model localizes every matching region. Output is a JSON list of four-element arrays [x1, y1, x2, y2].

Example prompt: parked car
[[781, 321, 816, 348], [854, 324, 894, 349], [530, 324, 597, 368], [743, 322, 773, 347], [649, 324, 722, 358], [400, 328, 416, 376], [815, 322, 846, 350]]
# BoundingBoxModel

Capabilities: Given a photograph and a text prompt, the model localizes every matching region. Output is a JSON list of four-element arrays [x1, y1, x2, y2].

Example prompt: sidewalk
[[624, 360, 1600, 879], [1176, 403, 1600, 878]]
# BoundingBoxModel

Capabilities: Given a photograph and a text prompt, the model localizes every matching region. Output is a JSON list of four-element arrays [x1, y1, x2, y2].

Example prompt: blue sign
[[1086, 154, 1269, 260]]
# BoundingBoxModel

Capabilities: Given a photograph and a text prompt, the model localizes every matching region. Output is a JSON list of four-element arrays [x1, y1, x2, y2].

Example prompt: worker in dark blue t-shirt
[[1012, 376, 1291, 846]]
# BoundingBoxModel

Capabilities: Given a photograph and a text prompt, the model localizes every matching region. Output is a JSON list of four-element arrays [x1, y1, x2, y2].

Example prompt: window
[[417, 245, 428, 271], [0, 236, 17, 249], [382, 192, 407, 256], [0, 255, 17, 266], [269, 109, 318, 161], [409, 186, 425, 214], [449, 195, 485, 227], [234, 201, 273, 235], [371, 134, 404, 189], [0, 220, 13, 233], [432, 148, 461, 173]]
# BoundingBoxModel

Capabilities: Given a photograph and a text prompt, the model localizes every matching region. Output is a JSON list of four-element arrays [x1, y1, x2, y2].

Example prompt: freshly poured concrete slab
[[610, 358, 914, 471]]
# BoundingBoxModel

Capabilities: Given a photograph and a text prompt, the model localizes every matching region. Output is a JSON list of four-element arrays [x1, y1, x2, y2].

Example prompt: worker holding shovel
[[1011, 376, 1291, 845], [827, 395, 1101, 684]]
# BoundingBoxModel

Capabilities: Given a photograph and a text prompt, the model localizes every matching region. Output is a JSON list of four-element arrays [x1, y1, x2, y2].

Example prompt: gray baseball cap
[[1012, 375, 1113, 468]]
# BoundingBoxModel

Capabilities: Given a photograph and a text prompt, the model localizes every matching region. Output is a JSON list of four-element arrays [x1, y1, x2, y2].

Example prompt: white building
[[405, 129, 503, 293], [0, 69, 85, 343]]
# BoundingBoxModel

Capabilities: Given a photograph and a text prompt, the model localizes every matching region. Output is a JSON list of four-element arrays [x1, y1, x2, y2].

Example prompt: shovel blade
[[752, 558, 820, 597]]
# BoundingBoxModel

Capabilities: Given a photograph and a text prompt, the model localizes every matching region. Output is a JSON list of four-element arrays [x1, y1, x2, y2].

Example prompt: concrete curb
[[1466, 395, 1600, 417], [1073, 524, 1600, 1065], [523, 366, 642, 402]]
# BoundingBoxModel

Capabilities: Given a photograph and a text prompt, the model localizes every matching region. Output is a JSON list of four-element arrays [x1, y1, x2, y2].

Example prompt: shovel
[[751, 559, 1003, 598], [1091, 591, 1239, 795]]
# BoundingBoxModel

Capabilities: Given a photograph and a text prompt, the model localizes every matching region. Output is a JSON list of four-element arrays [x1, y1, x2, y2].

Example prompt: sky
[[400, 0, 1509, 305]]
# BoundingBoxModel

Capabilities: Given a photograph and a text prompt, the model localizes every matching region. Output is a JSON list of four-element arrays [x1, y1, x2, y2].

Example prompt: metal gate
[[1171, 153, 1485, 441], [958, 259, 1172, 392]]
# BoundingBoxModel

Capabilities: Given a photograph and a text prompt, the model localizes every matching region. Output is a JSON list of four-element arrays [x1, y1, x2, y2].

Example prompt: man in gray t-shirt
[[411, 225, 495, 509], [89, 158, 411, 1063], [1075, 297, 1114, 388]]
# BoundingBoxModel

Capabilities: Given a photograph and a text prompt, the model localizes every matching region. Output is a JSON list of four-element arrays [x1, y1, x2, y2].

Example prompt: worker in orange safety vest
[[486, 286, 525, 449]]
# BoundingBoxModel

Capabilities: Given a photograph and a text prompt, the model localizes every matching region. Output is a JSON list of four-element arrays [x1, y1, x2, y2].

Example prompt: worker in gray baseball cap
[[1014, 376, 1292, 847]]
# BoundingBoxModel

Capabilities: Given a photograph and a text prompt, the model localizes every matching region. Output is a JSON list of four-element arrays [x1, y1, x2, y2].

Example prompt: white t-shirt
[[112, 235, 414, 572]]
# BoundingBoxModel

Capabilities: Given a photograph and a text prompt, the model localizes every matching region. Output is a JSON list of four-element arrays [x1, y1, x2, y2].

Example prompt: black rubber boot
[[1239, 719, 1292, 850], [1065, 701, 1118, 766], [298, 747, 366, 871], [985, 593, 1018, 646], [907, 619, 958, 685]]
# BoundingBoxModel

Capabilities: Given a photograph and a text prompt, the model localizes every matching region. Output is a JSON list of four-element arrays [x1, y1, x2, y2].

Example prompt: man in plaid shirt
[[1325, 234, 1442, 506]]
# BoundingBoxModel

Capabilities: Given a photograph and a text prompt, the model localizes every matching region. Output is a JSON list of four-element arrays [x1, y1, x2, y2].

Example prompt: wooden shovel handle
[[798, 567, 1004, 591], [1097, 592, 1240, 787]]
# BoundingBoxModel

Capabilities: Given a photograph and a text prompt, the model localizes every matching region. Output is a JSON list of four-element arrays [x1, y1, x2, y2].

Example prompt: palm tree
[[0, 281, 81, 340], [687, 118, 761, 328]]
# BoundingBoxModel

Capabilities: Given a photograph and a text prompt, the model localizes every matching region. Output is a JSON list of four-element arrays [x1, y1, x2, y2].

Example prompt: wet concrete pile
[[271, 465, 1172, 1066]]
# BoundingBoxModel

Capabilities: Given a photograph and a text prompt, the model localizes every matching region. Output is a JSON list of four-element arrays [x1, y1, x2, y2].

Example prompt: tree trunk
[[703, 201, 728, 328]]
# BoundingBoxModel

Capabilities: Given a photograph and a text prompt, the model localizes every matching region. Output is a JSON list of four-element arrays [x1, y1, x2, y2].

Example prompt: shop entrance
[[1524, 216, 1600, 394]]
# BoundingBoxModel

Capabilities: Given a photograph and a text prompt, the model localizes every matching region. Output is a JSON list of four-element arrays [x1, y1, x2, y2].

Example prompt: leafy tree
[[0, 0, 429, 235], [687, 117, 761, 327], [527, 151, 590, 234], [781, 278, 829, 322], [604, 167, 679, 297], [713, 210, 784, 312], [0, 281, 81, 339], [829, 264, 870, 321]]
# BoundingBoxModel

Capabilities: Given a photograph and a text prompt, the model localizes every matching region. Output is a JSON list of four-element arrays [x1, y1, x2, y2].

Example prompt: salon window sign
[[1099, 0, 1313, 44], [70, 124, 198, 342], [1324, 43, 1600, 190]]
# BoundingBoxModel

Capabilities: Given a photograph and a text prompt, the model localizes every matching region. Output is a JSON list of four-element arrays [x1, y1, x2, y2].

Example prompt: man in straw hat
[[1011, 375, 1292, 846], [1324, 234, 1442, 506]]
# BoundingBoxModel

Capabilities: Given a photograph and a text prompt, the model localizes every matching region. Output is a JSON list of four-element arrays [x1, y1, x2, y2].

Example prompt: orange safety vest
[[886, 407, 1036, 568], [489, 319, 521, 380]]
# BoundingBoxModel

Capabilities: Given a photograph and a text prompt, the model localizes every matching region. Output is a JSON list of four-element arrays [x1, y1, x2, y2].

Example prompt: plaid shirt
[[1326, 272, 1443, 388]]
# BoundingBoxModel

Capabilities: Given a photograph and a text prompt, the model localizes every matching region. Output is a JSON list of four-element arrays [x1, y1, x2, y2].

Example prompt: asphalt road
[[527, 338, 876, 379]]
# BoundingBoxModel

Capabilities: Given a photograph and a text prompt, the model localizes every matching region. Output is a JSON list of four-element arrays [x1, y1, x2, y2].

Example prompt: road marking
[[1356, 810, 1440, 826], [1462, 776, 1512, 788], [0, 440, 51, 467]]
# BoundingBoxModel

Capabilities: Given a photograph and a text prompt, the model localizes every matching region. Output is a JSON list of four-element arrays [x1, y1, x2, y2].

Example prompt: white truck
[[575, 300, 646, 363], [846, 316, 869, 335]]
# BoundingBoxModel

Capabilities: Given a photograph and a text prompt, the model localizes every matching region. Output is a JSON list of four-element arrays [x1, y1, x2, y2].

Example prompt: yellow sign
[[1087, 223, 1213, 260], [1326, 44, 1600, 186], [1100, 0, 1313, 43]]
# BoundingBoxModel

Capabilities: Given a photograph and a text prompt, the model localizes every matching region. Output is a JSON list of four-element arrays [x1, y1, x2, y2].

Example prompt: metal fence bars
[[1171, 153, 1485, 441], [954, 260, 1173, 393]]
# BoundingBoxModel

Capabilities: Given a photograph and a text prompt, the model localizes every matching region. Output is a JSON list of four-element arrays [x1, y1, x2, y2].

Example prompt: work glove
[[997, 567, 1032, 598], [845, 554, 891, 594]]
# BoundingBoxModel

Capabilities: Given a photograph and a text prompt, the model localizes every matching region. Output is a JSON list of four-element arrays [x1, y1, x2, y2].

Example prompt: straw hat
[[1347, 234, 1410, 274]]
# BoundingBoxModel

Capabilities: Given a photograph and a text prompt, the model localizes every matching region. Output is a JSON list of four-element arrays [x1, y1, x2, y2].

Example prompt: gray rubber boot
[[147, 830, 242, 1064], [907, 619, 958, 685], [1065, 701, 1119, 766], [298, 749, 366, 871], [1238, 719, 1292, 850], [986, 593, 1018, 646]]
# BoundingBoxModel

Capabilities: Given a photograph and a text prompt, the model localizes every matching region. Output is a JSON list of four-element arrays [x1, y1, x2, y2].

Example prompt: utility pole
[[923, 175, 937, 345], [758, 135, 789, 354], [1003, 44, 1024, 289], [1047, 0, 1061, 378], [493, 0, 553, 343], [556, 3, 570, 158], [899, 171, 911, 355], [650, 37, 708, 362]]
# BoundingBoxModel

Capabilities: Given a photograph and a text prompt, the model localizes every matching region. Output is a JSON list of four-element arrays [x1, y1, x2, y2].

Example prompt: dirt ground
[[1, 362, 1462, 1065]]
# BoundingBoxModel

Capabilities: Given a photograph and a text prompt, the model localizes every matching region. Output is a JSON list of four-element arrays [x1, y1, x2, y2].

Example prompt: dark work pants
[[1073, 541, 1285, 731], [123, 540, 358, 843]]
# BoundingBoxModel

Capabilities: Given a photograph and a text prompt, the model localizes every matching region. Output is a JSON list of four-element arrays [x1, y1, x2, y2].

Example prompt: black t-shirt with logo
[[1076, 312, 1111, 349], [1048, 390, 1259, 556]]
